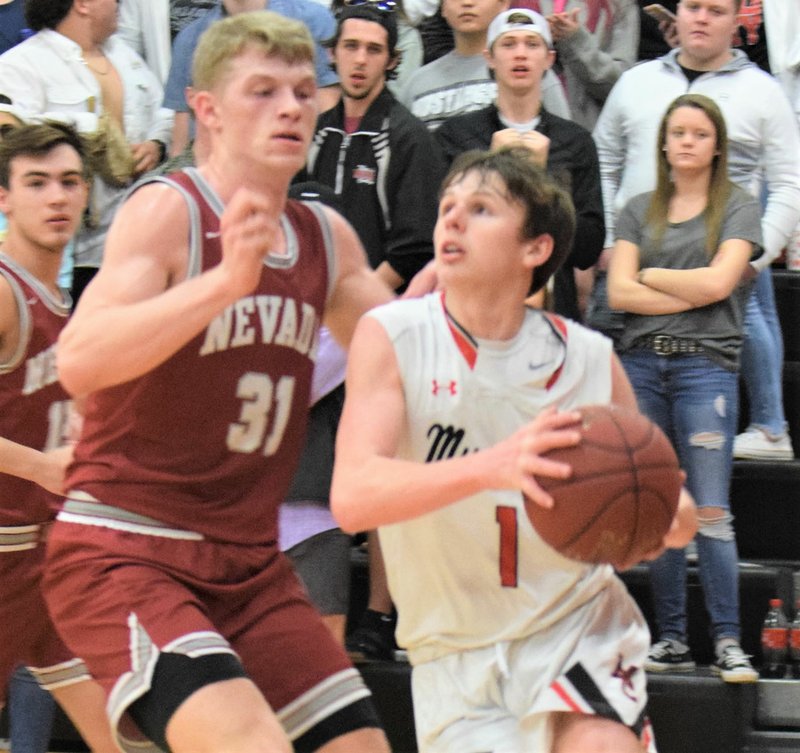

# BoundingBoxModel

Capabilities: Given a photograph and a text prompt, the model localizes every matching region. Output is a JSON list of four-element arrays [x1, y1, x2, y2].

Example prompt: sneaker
[[345, 609, 396, 662], [733, 427, 794, 461], [712, 644, 759, 683], [644, 639, 696, 672]]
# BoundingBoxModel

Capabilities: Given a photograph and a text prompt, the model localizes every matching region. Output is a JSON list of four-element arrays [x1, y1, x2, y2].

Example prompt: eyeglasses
[[343, 0, 397, 12]]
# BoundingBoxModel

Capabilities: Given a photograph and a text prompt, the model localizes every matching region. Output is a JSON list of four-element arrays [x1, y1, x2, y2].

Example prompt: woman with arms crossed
[[608, 93, 761, 683]]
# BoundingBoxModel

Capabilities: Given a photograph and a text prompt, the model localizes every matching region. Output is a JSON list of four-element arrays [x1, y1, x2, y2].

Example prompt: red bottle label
[[763, 627, 789, 649]]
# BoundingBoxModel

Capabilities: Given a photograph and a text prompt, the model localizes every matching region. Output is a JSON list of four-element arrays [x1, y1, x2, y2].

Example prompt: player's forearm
[[57, 265, 243, 397], [331, 450, 501, 533], [0, 438, 45, 485]]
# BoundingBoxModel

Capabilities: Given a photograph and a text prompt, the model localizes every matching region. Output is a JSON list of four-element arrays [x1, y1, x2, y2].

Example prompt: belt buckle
[[652, 335, 673, 355]]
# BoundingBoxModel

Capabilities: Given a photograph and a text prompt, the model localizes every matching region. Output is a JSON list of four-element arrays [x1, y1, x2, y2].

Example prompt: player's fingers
[[522, 455, 572, 484], [221, 188, 273, 231], [531, 407, 582, 431], [628, 544, 666, 569], [524, 423, 582, 457], [520, 475, 554, 510]]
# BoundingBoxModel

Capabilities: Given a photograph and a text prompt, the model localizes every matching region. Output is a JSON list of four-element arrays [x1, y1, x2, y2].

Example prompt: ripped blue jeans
[[621, 350, 741, 644]]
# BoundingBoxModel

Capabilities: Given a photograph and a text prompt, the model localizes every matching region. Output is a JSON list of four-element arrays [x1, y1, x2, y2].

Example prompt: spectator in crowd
[[117, 0, 172, 85], [0, 120, 117, 753], [298, 3, 443, 659], [400, 0, 570, 130], [435, 8, 604, 321], [330, 0, 426, 96], [591, 0, 800, 461], [0, 0, 173, 303], [608, 93, 762, 682], [513, 1, 640, 132], [302, 3, 442, 290], [332, 146, 698, 753], [164, 0, 340, 156]]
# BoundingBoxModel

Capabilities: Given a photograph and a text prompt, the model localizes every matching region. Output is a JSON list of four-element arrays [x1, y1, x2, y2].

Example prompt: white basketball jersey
[[371, 293, 621, 665]]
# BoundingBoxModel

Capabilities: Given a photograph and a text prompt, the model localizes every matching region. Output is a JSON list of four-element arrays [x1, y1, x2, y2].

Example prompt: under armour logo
[[612, 656, 638, 702], [432, 379, 457, 396]]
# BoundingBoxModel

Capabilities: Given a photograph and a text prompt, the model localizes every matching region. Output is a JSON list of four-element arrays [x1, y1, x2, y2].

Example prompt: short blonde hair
[[192, 11, 315, 92]]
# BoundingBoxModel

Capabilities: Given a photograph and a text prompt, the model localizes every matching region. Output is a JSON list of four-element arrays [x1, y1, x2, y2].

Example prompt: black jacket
[[435, 104, 605, 320], [299, 87, 445, 285]]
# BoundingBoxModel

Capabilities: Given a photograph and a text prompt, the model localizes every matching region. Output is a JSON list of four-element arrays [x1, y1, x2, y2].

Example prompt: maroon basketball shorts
[[0, 525, 88, 704], [42, 505, 373, 751]]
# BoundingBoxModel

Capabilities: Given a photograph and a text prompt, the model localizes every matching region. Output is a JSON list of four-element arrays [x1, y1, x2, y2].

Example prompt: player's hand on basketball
[[38, 444, 75, 496], [615, 484, 697, 570], [218, 188, 279, 297], [501, 406, 582, 509]]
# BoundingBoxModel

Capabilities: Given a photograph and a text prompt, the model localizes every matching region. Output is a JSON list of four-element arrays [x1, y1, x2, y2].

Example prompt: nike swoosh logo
[[205, 231, 221, 239]]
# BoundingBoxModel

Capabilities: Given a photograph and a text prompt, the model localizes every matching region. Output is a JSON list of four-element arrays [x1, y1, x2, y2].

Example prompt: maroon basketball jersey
[[0, 254, 71, 526], [68, 170, 334, 544]]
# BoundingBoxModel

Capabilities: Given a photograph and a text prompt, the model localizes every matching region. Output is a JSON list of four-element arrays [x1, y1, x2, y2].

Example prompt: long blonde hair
[[646, 93, 733, 257]]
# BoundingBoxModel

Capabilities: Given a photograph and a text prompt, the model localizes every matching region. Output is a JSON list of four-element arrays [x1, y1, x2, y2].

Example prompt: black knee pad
[[127, 652, 248, 752], [292, 695, 383, 753]]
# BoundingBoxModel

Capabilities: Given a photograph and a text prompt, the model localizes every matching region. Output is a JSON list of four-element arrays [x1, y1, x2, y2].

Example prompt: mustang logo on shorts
[[612, 656, 638, 702]]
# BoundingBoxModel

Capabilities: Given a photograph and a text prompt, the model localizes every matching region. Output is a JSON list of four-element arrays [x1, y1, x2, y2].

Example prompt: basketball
[[526, 404, 682, 568]]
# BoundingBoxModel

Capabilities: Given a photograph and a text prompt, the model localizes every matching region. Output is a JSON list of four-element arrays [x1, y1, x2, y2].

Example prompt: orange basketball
[[526, 404, 682, 568]]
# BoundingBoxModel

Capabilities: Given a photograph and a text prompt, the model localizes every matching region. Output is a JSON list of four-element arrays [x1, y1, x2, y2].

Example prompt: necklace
[[82, 53, 111, 76]]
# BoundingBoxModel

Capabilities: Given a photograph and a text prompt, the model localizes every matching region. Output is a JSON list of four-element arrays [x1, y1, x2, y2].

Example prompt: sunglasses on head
[[343, 0, 397, 12]]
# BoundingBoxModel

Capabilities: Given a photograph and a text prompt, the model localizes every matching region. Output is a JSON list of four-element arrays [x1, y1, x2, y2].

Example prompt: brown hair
[[440, 147, 576, 295], [0, 121, 87, 188]]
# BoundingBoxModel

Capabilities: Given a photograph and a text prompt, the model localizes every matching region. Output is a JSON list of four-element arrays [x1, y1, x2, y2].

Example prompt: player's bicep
[[335, 315, 406, 466], [70, 184, 189, 318]]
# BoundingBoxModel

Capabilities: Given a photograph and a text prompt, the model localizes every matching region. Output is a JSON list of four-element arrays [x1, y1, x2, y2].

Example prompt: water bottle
[[761, 598, 789, 679], [789, 600, 800, 678]]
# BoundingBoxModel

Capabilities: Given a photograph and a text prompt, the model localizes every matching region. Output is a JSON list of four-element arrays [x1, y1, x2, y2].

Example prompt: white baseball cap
[[0, 96, 24, 126], [487, 9, 553, 50]]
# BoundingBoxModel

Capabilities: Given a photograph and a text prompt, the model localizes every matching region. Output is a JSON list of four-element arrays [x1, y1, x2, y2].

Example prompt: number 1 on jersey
[[496, 505, 518, 588]]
